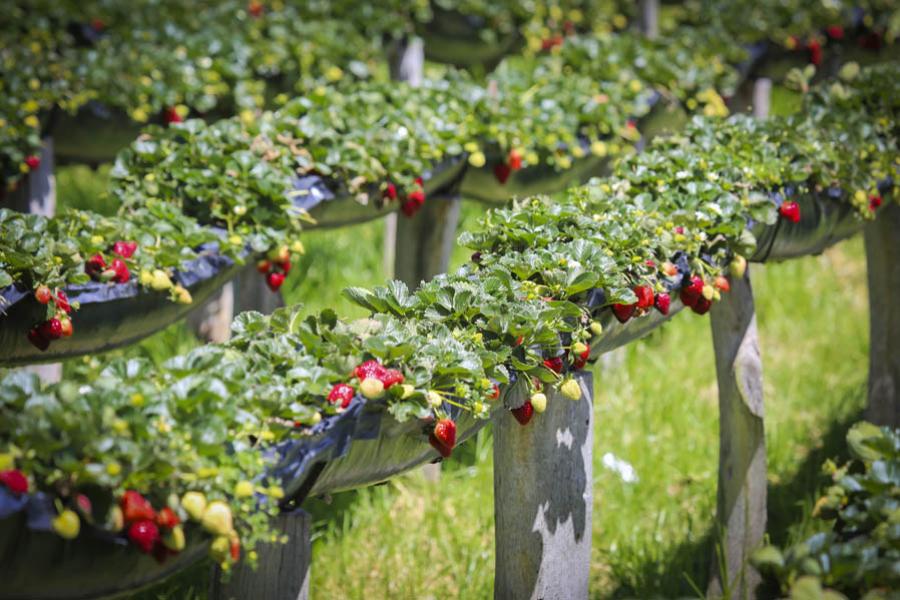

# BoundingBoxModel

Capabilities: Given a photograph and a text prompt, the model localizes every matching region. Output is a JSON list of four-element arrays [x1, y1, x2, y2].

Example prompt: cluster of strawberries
[[612, 283, 672, 323], [383, 177, 427, 218], [493, 149, 523, 184], [117, 490, 189, 560], [85, 240, 138, 284], [257, 245, 292, 292], [27, 286, 73, 350]]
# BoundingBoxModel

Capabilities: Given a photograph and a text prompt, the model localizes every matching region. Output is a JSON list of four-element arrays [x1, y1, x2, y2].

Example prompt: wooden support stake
[[752, 78, 772, 119], [639, 0, 659, 39], [707, 269, 766, 599], [493, 372, 593, 600], [210, 510, 312, 600], [864, 202, 900, 427]]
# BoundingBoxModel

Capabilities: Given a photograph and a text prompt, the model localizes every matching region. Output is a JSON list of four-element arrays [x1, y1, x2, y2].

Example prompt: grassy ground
[[52, 134, 870, 598]]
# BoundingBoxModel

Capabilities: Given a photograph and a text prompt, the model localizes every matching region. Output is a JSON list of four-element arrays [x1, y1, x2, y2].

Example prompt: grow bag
[[460, 96, 687, 204], [295, 155, 467, 228], [419, 6, 522, 68], [751, 179, 894, 262], [0, 488, 208, 600], [0, 241, 241, 366]]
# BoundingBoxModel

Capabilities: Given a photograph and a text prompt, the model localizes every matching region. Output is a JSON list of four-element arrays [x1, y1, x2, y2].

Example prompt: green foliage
[[754, 423, 900, 599]]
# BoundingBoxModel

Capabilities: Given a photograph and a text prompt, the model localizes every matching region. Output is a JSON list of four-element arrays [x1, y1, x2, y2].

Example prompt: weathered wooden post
[[864, 202, 900, 427], [210, 510, 312, 600], [707, 268, 767, 599], [493, 371, 594, 599], [751, 78, 772, 119], [6, 138, 63, 384], [639, 0, 659, 39]]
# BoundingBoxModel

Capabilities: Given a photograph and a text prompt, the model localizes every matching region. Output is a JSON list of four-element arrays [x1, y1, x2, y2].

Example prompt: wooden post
[[707, 269, 766, 599], [7, 138, 63, 383], [493, 371, 593, 600], [751, 78, 772, 119], [864, 203, 900, 427], [210, 510, 312, 600], [639, 0, 659, 39]]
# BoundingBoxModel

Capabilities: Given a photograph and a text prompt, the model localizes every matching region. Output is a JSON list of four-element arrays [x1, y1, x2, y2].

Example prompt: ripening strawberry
[[612, 302, 636, 323], [24, 155, 40, 170], [429, 418, 457, 457], [54, 290, 71, 313], [714, 276, 730, 293], [277, 259, 291, 275], [779, 200, 801, 223], [572, 342, 590, 369], [164, 107, 183, 124], [121, 490, 156, 524], [0, 469, 28, 495], [508, 149, 523, 171], [257, 259, 271, 274], [59, 317, 73, 337], [34, 285, 51, 304], [327, 383, 355, 409], [511, 401, 535, 425], [266, 271, 285, 291], [128, 520, 160, 553], [248, 0, 264, 17], [488, 382, 501, 401], [156, 507, 181, 529]]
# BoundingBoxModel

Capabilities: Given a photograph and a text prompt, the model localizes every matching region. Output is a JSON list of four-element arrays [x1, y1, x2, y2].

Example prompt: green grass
[[50, 153, 870, 599]]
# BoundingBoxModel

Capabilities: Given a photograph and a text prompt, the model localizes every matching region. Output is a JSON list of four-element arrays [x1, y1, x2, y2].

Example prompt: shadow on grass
[[605, 403, 863, 599]]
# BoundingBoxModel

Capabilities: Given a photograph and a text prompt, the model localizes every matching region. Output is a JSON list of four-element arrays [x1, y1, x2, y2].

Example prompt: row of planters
[[2, 0, 895, 187], [0, 62, 895, 599], [0, 22, 758, 364]]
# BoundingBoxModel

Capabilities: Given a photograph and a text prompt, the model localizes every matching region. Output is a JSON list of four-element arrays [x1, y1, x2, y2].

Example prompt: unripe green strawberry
[[210, 535, 232, 564], [163, 524, 186, 552], [360, 377, 385, 399], [530, 392, 548, 413], [729, 255, 747, 279], [201, 501, 234, 536], [181, 491, 207, 521], [52, 509, 80, 539], [107, 505, 124, 532], [426, 390, 442, 408], [400, 384, 415, 399], [701, 284, 715, 301], [590, 321, 603, 336], [150, 269, 173, 291], [561, 379, 581, 401], [235, 481, 254, 498]]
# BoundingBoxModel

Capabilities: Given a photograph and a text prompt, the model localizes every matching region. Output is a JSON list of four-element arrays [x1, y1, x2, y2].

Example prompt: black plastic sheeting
[[0, 486, 209, 600], [419, 6, 523, 69], [460, 94, 686, 204], [0, 239, 242, 366]]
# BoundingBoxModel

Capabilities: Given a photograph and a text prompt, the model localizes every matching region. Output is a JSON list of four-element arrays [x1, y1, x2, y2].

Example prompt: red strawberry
[[489, 383, 500, 400], [110, 258, 130, 283], [266, 272, 285, 291], [541, 35, 563, 50], [826, 25, 844, 40], [679, 275, 704, 307], [277, 259, 291, 275], [156, 507, 180, 529], [27, 328, 49, 351], [408, 189, 425, 206], [634, 285, 654, 310], [494, 163, 512, 184], [24, 155, 40, 170], [85, 254, 107, 279], [54, 290, 71, 313], [164, 108, 182, 124], [508, 149, 523, 171], [654, 292, 671, 315], [0, 469, 28, 495], [121, 490, 156, 524], [806, 40, 822, 66], [779, 200, 801, 223], [59, 317, 74, 337], [858, 32, 882, 50], [514, 335, 524, 346], [511, 401, 534, 426], [128, 520, 160, 554], [401, 200, 418, 217], [354, 360, 387, 381], [869, 195, 883, 212], [662, 262, 678, 277], [112, 240, 138, 258], [543, 356, 564, 374], [429, 418, 457, 458], [674, 226, 685, 234], [327, 383, 355, 409], [383, 182, 398, 201], [75, 494, 92, 517], [381, 368, 404, 389], [90, 18, 105, 32], [692, 297, 712, 315], [714, 275, 730, 293], [230, 536, 241, 561], [256, 259, 271, 274], [612, 303, 636, 323], [35, 285, 51, 304], [40, 318, 63, 340]]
